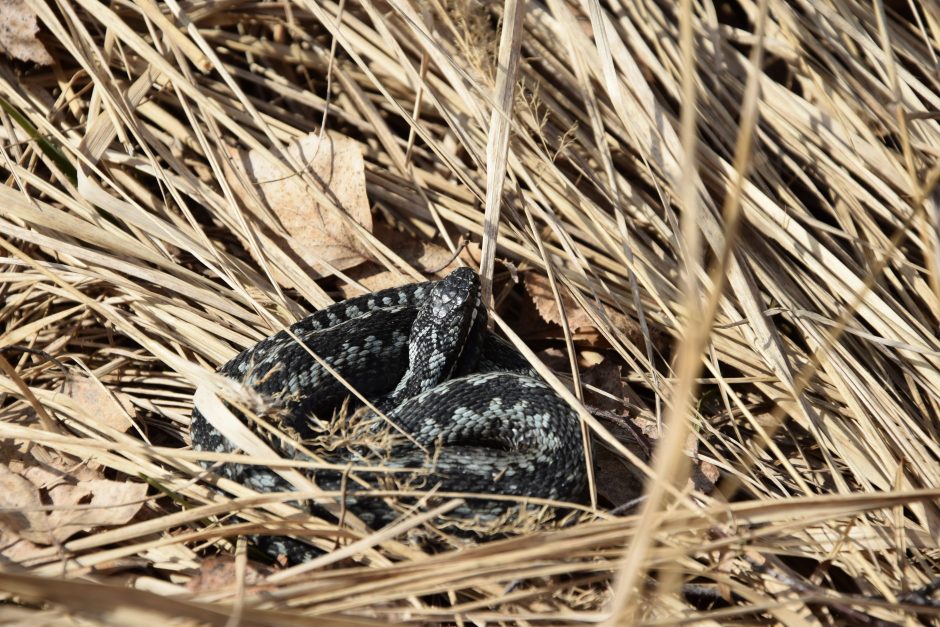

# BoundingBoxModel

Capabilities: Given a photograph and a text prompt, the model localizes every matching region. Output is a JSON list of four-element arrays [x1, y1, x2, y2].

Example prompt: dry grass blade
[[0, 0, 938, 624]]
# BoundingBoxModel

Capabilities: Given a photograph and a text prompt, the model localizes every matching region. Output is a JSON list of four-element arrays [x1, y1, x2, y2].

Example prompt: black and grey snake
[[190, 267, 586, 561]]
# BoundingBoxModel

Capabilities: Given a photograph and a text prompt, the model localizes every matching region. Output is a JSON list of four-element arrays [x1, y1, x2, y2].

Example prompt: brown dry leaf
[[0, 532, 41, 563], [582, 361, 625, 412], [0, 438, 23, 470], [533, 347, 572, 373], [0, 457, 147, 548], [525, 273, 643, 346], [631, 415, 661, 441], [0, 463, 50, 545], [692, 459, 720, 494], [63, 375, 136, 432], [186, 556, 273, 593], [226, 131, 372, 281], [585, 362, 648, 509], [0, 0, 52, 65], [632, 415, 718, 494], [526, 273, 594, 329], [43, 479, 148, 543], [593, 447, 644, 510], [578, 350, 605, 368], [19, 451, 101, 486]]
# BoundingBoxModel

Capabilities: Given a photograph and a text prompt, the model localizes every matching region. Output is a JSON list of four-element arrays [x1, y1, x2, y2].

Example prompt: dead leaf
[[631, 415, 719, 494], [225, 132, 372, 282], [582, 361, 625, 412], [578, 350, 605, 367], [20, 450, 101, 486], [593, 446, 644, 510], [526, 273, 595, 330], [0, 0, 52, 65], [43, 479, 147, 543], [0, 464, 51, 545], [525, 273, 648, 348], [692, 459, 720, 494], [0, 532, 41, 563], [63, 375, 136, 432], [0, 459, 147, 550], [632, 415, 661, 441], [535, 347, 571, 372], [186, 556, 273, 593]]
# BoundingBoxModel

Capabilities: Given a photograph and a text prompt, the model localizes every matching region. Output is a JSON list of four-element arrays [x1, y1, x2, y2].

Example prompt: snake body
[[190, 268, 586, 561]]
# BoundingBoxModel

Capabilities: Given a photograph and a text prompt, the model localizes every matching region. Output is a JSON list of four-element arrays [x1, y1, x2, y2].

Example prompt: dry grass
[[1, 0, 939, 624]]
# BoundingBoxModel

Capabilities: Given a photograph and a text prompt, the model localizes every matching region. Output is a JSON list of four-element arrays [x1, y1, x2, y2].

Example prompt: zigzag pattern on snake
[[190, 267, 586, 561]]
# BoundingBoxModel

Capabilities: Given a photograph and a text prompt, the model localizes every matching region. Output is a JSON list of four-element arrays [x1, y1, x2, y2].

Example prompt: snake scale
[[190, 267, 586, 561]]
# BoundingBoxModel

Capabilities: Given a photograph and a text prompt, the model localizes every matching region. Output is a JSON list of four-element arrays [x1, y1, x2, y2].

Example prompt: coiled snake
[[190, 268, 586, 561]]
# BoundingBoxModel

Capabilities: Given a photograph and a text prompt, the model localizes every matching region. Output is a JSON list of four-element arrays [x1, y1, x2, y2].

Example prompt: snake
[[190, 267, 586, 561]]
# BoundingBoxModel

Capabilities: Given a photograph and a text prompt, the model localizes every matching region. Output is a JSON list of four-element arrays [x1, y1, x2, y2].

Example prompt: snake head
[[425, 266, 479, 321], [388, 267, 488, 404]]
